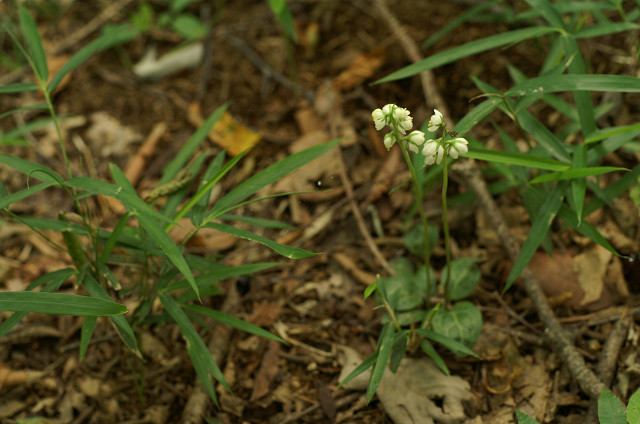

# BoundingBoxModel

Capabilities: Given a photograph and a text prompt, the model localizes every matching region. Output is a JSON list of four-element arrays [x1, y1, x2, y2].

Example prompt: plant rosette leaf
[[598, 388, 627, 424], [403, 223, 438, 258], [380, 259, 434, 311], [440, 258, 481, 300], [430, 301, 482, 354]]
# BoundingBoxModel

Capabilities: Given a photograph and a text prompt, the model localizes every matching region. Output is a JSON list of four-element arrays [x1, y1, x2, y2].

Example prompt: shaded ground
[[1, 1, 640, 423]]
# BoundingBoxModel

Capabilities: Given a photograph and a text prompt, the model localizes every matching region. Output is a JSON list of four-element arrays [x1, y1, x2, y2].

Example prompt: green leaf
[[171, 14, 208, 40], [19, 5, 48, 81], [430, 302, 482, 353], [388, 332, 408, 373], [219, 213, 294, 230], [451, 98, 502, 136], [597, 388, 626, 424], [206, 222, 318, 259], [207, 139, 340, 219], [419, 339, 449, 375], [422, 1, 497, 50], [48, 24, 139, 93], [82, 274, 139, 354], [516, 410, 540, 424], [337, 352, 378, 389], [416, 329, 481, 359], [376, 27, 559, 83], [0, 183, 54, 209], [367, 322, 395, 403], [162, 262, 279, 294], [464, 148, 570, 171], [574, 22, 640, 38], [79, 316, 97, 360], [507, 75, 640, 97], [529, 167, 627, 184], [627, 389, 640, 424], [505, 181, 568, 291], [441, 258, 481, 300], [586, 123, 640, 144], [0, 292, 126, 316], [182, 304, 284, 343], [160, 294, 229, 405], [0, 154, 64, 184], [0, 83, 39, 94], [267, 0, 298, 42]]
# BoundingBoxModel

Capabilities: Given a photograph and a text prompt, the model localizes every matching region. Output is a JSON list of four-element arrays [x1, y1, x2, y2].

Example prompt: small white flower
[[422, 139, 438, 157], [448, 137, 468, 159], [428, 109, 443, 132], [382, 104, 392, 115], [383, 133, 396, 150], [372, 108, 386, 130], [424, 144, 445, 166], [405, 131, 425, 153]]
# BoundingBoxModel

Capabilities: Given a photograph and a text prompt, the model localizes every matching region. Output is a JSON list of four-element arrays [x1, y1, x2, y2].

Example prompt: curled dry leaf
[[332, 48, 386, 91]]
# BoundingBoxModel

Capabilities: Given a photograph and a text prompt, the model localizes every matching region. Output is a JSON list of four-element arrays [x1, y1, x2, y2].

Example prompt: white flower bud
[[428, 109, 443, 132], [383, 133, 396, 150]]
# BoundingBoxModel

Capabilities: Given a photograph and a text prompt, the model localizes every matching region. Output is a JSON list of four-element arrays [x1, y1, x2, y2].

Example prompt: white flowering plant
[[339, 104, 482, 402]]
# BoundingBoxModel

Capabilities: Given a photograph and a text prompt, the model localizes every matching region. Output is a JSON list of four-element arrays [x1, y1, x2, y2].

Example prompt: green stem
[[397, 141, 432, 303], [441, 150, 452, 304]]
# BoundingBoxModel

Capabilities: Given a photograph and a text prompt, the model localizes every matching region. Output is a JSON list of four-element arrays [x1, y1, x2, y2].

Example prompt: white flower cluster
[[372, 105, 468, 166]]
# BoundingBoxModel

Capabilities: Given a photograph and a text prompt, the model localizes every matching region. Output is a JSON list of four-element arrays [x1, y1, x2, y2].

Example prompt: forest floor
[[1, 1, 640, 423]]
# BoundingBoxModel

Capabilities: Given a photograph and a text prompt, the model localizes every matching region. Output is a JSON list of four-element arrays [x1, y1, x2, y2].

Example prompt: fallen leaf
[[188, 102, 261, 156], [250, 340, 281, 401], [86, 112, 142, 157], [573, 245, 611, 305], [338, 345, 472, 424], [332, 48, 386, 91]]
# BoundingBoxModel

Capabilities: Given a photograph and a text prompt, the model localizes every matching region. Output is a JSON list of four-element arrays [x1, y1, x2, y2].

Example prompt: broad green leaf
[[598, 388, 626, 424], [505, 181, 568, 291], [0, 83, 39, 94], [464, 148, 570, 171], [79, 316, 97, 360], [367, 322, 395, 403], [430, 301, 482, 353], [416, 329, 481, 358], [0, 292, 126, 316], [48, 24, 139, 93], [171, 14, 208, 39], [207, 139, 340, 219], [507, 75, 640, 97], [19, 5, 48, 81], [160, 294, 228, 405], [627, 389, 640, 424], [440, 258, 481, 300], [529, 167, 627, 184], [516, 410, 540, 424], [377, 27, 558, 83], [183, 304, 284, 343], [206, 222, 317, 259]]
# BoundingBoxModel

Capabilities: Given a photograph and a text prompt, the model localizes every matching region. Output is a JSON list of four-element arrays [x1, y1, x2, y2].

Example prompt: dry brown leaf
[[332, 48, 386, 91], [0, 363, 43, 390], [46, 55, 72, 93], [250, 340, 281, 401], [573, 245, 611, 305], [188, 102, 261, 156], [528, 252, 584, 309], [338, 345, 472, 424], [168, 218, 237, 253], [247, 300, 282, 327]]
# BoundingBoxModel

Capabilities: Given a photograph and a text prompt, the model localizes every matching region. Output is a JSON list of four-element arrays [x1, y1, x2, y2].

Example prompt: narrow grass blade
[[0, 83, 39, 94], [337, 351, 378, 389], [0, 154, 64, 184], [162, 262, 279, 294], [516, 110, 571, 162], [598, 388, 626, 424], [422, 1, 497, 50], [99, 212, 131, 264], [465, 148, 570, 171], [82, 274, 139, 354], [19, 5, 48, 81], [183, 304, 284, 343], [507, 74, 640, 97], [451, 98, 502, 136], [575, 22, 640, 38], [376, 26, 558, 83], [268, 0, 298, 42], [586, 123, 640, 144], [161, 294, 229, 405], [207, 139, 340, 219], [191, 152, 225, 226], [0, 182, 54, 209], [0, 292, 126, 316], [505, 181, 568, 292], [206, 222, 317, 259], [160, 104, 228, 185], [79, 316, 97, 360], [524, 0, 565, 29], [419, 339, 449, 375], [367, 322, 395, 403], [219, 214, 295, 230], [529, 166, 626, 184], [416, 329, 480, 359], [48, 24, 139, 93]]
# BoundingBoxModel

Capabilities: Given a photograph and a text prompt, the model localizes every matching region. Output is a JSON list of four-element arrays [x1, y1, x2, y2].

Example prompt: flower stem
[[441, 153, 452, 304], [397, 142, 432, 303]]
